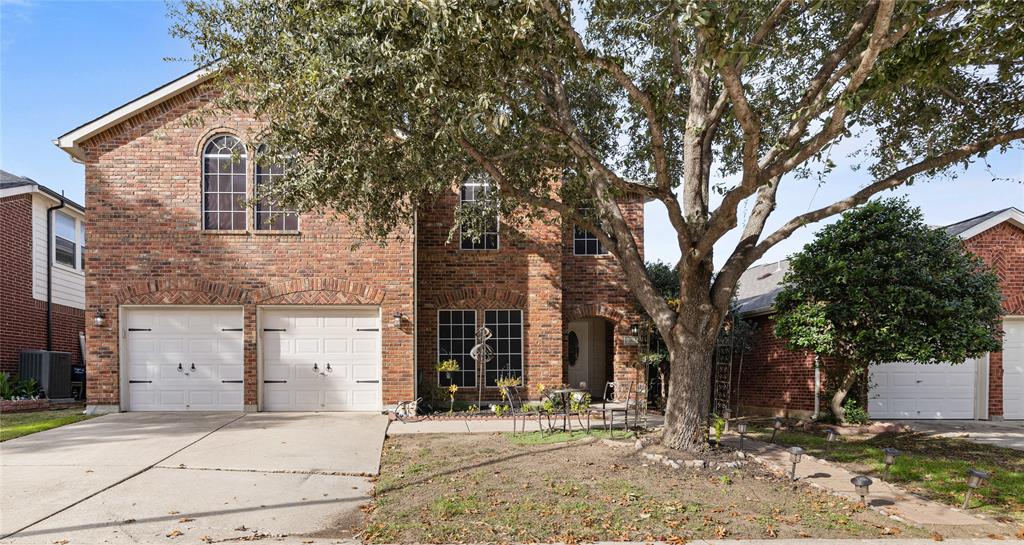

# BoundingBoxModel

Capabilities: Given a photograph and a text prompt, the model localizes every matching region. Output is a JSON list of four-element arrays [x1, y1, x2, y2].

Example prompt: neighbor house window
[[484, 310, 523, 387], [202, 134, 247, 230], [255, 146, 299, 230], [54, 210, 80, 269], [438, 310, 477, 387], [459, 176, 499, 250], [573, 225, 608, 255]]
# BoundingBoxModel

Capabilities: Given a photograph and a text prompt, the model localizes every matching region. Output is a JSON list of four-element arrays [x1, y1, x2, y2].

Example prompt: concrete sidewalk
[[721, 436, 989, 527], [386, 413, 664, 434]]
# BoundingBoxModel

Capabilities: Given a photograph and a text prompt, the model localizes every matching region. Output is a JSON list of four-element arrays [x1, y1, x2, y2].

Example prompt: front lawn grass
[[747, 426, 1024, 523], [364, 433, 928, 543], [0, 408, 92, 441]]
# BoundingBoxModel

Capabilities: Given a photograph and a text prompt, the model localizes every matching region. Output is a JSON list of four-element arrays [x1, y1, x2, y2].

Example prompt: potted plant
[[437, 359, 459, 382]]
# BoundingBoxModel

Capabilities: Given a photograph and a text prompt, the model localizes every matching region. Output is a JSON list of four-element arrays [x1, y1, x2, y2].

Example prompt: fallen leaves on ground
[[165, 529, 183, 538]]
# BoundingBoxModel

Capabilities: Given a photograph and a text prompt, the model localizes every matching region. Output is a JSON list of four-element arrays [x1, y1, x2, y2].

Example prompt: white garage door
[[260, 307, 382, 411], [869, 358, 979, 419], [1004, 319, 1024, 419], [124, 307, 244, 411]]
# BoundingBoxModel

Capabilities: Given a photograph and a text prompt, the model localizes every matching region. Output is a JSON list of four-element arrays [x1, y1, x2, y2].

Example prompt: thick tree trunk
[[830, 366, 860, 424], [661, 329, 715, 452]]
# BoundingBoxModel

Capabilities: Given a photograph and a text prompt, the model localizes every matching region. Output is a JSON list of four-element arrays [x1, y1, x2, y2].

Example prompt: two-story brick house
[[1, 171, 86, 376], [55, 67, 643, 414]]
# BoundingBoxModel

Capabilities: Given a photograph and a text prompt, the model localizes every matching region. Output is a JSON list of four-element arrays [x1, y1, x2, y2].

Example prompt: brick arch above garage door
[[251, 278, 386, 305], [115, 279, 245, 305]]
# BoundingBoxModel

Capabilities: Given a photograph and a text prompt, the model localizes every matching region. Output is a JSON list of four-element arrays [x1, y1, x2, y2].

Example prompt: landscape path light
[[881, 448, 900, 481], [788, 446, 805, 481], [962, 468, 991, 509], [851, 475, 873, 506], [771, 418, 783, 442], [736, 421, 748, 451], [825, 428, 839, 453]]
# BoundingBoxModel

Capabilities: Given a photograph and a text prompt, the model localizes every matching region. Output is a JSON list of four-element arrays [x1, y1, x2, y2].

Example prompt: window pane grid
[[484, 310, 523, 387], [460, 177, 499, 250], [255, 153, 298, 231], [438, 310, 477, 387], [202, 135, 247, 230], [573, 225, 608, 255]]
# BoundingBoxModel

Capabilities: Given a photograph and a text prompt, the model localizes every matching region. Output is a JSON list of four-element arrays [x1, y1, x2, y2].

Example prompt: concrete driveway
[[895, 419, 1024, 451], [0, 412, 388, 543]]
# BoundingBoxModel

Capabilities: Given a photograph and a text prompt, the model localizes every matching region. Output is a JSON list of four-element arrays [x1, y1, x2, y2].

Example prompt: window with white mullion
[[459, 176, 499, 250], [202, 135, 248, 230], [255, 146, 299, 231], [573, 225, 608, 255], [438, 310, 477, 387], [54, 211, 78, 269], [484, 309, 523, 387]]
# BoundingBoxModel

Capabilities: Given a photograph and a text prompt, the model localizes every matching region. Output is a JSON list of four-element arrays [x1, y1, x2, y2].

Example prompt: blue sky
[[2, 1, 1022, 269]]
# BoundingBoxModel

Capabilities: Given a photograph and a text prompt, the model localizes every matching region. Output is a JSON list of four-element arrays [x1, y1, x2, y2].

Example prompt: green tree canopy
[[172, 0, 1024, 449], [774, 198, 1003, 420]]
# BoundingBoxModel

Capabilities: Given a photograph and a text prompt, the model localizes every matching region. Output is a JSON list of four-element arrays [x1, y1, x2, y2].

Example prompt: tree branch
[[751, 128, 1024, 263]]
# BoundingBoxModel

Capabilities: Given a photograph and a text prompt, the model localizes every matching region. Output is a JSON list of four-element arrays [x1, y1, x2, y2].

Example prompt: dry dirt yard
[[360, 432, 953, 543]]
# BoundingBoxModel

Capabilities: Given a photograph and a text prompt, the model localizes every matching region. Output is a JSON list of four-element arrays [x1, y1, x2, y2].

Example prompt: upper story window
[[255, 146, 299, 231], [573, 225, 608, 255], [202, 135, 247, 230], [460, 176, 499, 250], [53, 210, 85, 271]]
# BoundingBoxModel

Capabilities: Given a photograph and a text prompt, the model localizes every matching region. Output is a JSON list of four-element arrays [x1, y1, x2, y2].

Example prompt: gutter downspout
[[813, 354, 821, 420], [46, 194, 67, 351], [412, 209, 418, 406]]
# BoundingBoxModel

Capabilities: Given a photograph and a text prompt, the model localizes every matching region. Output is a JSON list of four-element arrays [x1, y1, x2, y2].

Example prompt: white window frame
[[52, 210, 85, 273], [483, 309, 524, 387], [437, 309, 478, 387], [573, 225, 609, 256], [459, 176, 500, 251], [201, 134, 248, 231], [254, 145, 300, 232]]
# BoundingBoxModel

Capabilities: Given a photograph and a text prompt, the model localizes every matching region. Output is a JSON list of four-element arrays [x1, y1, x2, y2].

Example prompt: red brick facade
[[731, 219, 1024, 420], [1, 193, 85, 375], [77, 81, 642, 410]]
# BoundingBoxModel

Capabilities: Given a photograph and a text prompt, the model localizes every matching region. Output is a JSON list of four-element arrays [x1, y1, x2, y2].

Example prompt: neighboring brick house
[[730, 208, 1024, 421], [55, 67, 643, 414], [0, 171, 86, 375]]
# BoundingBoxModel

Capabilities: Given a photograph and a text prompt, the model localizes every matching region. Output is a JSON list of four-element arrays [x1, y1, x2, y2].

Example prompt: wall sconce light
[[93, 308, 106, 327], [392, 312, 403, 328], [629, 322, 639, 337], [962, 468, 991, 509], [851, 475, 873, 506]]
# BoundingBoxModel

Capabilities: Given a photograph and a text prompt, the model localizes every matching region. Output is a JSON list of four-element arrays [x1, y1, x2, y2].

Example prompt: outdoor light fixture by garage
[[93, 308, 106, 327], [962, 468, 991, 509], [788, 446, 805, 481], [630, 322, 639, 337], [392, 312, 403, 328], [736, 421, 748, 451], [851, 475, 873, 506], [771, 418, 783, 442], [825, 428, 839, 453], [882, 448, 900, 481]]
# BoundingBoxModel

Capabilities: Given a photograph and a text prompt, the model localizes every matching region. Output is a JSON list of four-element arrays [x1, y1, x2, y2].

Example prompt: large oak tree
[[172, 0, 1024, 451]]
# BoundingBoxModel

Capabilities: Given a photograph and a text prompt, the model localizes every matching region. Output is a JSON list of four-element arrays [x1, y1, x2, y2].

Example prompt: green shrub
[[842, 398, 869, 425]]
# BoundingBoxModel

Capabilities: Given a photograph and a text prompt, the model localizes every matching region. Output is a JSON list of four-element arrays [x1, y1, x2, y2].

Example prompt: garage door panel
[[125, 307, 244, 412], [262, 307, 381, 412], [1004, 319, 1024, 419], [869, 359, 977, 419]]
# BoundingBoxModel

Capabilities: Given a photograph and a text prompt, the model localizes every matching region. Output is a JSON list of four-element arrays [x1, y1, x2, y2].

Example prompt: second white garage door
[[1003, 318, 1024, 419], [260, 307, 382, 411], [868, 358, 981, 419]]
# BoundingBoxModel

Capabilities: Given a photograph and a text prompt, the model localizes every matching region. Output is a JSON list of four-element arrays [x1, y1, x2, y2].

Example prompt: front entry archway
[[567, 317, 612, 397]]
